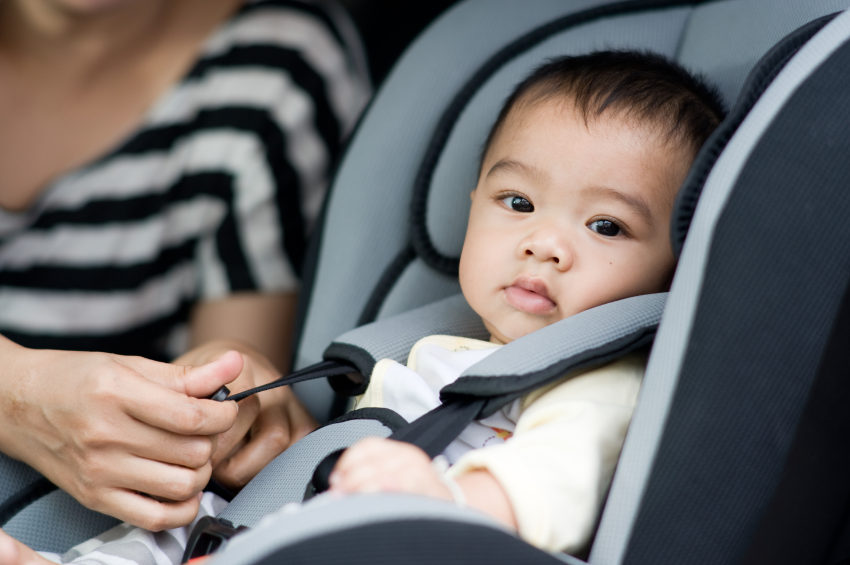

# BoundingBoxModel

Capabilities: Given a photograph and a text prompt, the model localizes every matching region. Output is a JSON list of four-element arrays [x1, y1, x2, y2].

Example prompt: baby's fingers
[[329, 438, 431, 493]]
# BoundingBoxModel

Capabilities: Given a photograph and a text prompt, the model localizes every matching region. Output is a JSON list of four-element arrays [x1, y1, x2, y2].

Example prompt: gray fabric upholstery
[[455, 294, 665, 381], [3, 488, 119, 555], [327, 293, 486, 371], [0, 454, 118, 553], [0, 454, 41, 503], [219, 418, 394, 528]]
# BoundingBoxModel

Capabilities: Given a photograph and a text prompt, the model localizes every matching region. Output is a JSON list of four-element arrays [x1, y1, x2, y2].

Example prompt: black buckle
[[181, 516, 246, 563]]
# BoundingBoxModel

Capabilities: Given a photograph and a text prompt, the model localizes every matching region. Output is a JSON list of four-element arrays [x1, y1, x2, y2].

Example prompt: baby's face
[[459, 98, 692, 344]]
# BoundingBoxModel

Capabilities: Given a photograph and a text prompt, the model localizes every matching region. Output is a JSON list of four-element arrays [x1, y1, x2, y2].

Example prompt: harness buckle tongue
[[182, 516, 247, 563]]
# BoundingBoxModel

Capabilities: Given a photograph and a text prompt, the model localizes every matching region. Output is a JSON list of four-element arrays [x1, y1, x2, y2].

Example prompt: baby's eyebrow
[[486, 158, 547, 183], [583, 186, 654, 226]]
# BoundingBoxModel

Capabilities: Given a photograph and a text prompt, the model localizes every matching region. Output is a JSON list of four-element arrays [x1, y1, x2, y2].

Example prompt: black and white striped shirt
[[0, 0, 371, 361]]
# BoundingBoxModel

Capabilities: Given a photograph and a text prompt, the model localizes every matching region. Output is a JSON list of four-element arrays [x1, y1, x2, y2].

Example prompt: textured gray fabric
[[454, 293, 665, 382], [676, 0, 850, 105], [628, 30, 850, 564], [0, 453, 41, 503], [219, 419, 394, 528], [592, 8, 850, 564], [3, 489, 118, 554], [376, 258, 462, 320], [329, 294, 487, 368]]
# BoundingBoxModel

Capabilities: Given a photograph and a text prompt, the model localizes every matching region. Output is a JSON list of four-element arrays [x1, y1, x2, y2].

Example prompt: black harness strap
[[307, 400, 488, 495], [387, 399, 488, 458], [217, 360, 356, 402]]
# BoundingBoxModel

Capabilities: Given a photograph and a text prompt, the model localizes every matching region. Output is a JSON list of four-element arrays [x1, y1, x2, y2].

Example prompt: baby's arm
[[328, 438, 517, 530], [331, 355, 644, 554], [448, 357, 644, 552]]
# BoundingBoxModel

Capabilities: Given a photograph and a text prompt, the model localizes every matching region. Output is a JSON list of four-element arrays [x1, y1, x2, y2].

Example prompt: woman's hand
[[0, 528, 54, 565], [0, 337, 241, 531], [175, 340, 317, 490], [185, 292, 318, 489]]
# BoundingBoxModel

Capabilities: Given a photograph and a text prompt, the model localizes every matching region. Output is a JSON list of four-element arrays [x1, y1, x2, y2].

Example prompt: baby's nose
[[521, 229, 572, 269]]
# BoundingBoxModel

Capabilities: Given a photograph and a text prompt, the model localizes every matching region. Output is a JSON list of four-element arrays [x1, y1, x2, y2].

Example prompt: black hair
[[481, 50, 727, 168]]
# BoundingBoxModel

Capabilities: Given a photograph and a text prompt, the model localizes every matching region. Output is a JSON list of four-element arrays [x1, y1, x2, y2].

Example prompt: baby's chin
[[486, 320, 549, 345]]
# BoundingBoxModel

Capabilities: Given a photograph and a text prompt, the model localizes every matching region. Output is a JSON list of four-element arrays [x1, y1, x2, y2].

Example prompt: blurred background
[[339, 0, 462, 86]]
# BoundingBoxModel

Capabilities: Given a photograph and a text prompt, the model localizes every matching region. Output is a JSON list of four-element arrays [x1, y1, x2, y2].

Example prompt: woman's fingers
[[0, 528, 55, 565], [212, 384, 317, 488], [97, 489, 204, 531]]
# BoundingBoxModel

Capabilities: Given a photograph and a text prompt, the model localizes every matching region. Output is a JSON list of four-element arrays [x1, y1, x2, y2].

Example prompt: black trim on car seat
[[409, 0, 718, 277], [0, 478, 57, 527], [322, 341, 378, 395], [357, 245, 417, 325], [671, 12, 838, 259], [328, 407, 409, 432], [250, 517, 567, 565]]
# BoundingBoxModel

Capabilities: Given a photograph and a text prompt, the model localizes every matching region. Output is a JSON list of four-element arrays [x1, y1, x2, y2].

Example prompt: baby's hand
[[328, 438, 454, 501]]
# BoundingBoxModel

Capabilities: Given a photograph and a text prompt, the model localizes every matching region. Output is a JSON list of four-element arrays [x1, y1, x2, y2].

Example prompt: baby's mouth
[[504, 277, 556, 315]]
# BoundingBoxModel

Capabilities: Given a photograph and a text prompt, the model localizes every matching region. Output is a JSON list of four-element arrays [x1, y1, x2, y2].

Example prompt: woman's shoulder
[[199, 0, 367, 65], [178, 0, 370, 132]]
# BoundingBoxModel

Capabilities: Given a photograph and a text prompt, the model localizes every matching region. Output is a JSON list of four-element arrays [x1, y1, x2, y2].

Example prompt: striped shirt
[[0, 0, 371, 361]]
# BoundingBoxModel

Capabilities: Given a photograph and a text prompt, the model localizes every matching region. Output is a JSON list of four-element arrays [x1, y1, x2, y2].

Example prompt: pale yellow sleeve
[[351, 358, 394, 410], [448, 354, 645, 554]]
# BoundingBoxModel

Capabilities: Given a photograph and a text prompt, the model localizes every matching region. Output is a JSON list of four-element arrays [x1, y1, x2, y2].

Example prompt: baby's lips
[[504, 282, 556, 314], [511, 276, 552, 301]]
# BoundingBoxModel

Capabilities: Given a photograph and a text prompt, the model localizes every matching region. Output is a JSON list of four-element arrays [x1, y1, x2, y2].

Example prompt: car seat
[[3, 0, 850, 562], [212, 0, 850, 563]]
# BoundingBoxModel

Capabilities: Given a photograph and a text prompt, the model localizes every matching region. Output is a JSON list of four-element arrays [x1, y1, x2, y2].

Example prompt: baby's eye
[[500, 195, 534, 213], [588, 219, 622, 237]]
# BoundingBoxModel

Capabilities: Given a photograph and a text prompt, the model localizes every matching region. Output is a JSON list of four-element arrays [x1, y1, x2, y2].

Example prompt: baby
[[329, 50, 725, 553]]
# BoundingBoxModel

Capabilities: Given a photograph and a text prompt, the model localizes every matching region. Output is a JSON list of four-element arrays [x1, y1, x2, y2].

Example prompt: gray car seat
[[210, 0, 850, 563], [3, 0, 850, 562]]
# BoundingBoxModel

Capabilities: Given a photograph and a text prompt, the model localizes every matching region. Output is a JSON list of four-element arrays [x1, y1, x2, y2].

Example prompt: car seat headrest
[[410, 3, 724, 277], [670, 12, 838, 258], [409, 1, 809, 280]]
